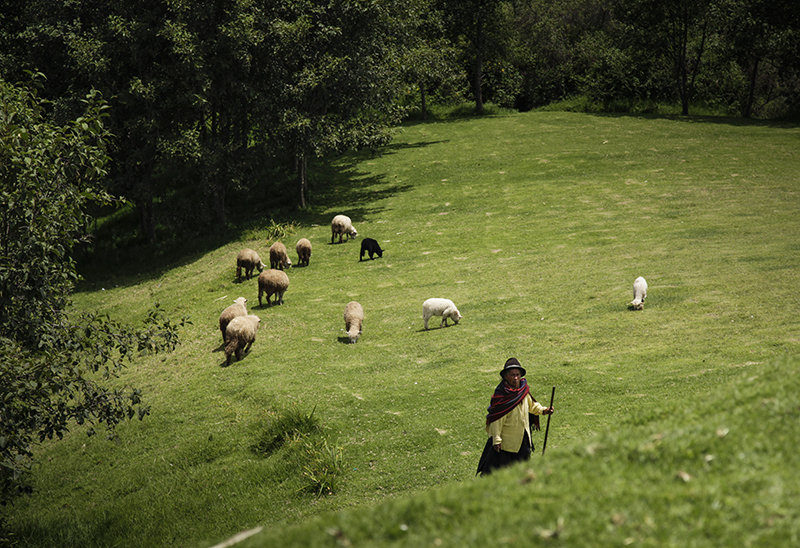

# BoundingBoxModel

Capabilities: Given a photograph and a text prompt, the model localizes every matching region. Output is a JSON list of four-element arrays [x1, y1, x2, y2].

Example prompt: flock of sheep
[[218, 214, 647, 366]]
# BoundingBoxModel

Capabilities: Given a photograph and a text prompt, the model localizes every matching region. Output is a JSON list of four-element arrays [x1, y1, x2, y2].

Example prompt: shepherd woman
[[476, 357, 554, 476]]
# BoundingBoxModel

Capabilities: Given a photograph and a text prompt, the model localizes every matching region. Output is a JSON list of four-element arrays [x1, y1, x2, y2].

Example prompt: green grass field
[[6, 110, 800, 547]]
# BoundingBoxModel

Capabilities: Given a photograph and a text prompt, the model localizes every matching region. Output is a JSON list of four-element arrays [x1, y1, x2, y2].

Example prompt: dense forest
[[2, 0, 798, 242]]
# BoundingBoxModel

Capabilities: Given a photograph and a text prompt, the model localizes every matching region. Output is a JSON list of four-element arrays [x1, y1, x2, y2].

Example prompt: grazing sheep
[[258, 269, 290, 307], [360, 238, 383, 261], [422, 298, 463, 330], [296, 238, 312, 267], [630, 276, 648, 310], [218, 297, 248, 343], [224, 314, 261, 366], [331, 215, 358, 244], [269, 241, 292, 270], [343, 301, 364, 344], [236, 249, 266, 281]]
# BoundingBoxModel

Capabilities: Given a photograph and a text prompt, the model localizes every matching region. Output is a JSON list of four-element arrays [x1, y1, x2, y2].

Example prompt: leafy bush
[[0, 75, 187, 515]]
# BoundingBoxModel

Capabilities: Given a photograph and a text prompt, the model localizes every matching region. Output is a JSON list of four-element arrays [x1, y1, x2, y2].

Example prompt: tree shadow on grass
[[586, 111, 800, 129], [75, 143, 426, 291]]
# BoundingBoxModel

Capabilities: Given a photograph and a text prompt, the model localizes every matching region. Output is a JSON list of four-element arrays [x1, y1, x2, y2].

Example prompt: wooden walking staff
[[542, 386, 556, 456]]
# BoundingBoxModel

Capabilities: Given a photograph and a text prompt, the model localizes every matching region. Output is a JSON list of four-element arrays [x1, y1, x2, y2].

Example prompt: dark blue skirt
[[476, 431, 532, 476]]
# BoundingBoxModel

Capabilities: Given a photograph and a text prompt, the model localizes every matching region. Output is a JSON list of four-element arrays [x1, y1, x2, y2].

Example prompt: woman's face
[[503, 369, 522, 389]]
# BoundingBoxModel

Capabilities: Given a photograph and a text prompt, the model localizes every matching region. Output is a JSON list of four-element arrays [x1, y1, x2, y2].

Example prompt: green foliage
[[0, 74, 112, 346], [241, 219, 299, 243], [0, 77, 188, 513]]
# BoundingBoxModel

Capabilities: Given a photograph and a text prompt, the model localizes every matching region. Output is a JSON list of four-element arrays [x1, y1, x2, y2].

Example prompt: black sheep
[[360, 238, 384, 261]]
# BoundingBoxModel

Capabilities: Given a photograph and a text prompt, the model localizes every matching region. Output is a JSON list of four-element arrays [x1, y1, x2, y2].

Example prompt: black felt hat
[[500, 357, 526, 377]]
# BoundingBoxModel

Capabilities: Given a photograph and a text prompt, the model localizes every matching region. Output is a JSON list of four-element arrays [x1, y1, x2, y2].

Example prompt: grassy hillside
[[6, 111, 800, 548], [243, 355, 800, 548]]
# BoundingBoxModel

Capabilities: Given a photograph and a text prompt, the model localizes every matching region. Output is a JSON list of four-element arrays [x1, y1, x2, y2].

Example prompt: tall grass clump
[[298, 437, 344, 497], [252, 404, 320, 455], [243, 219, 299, 243], [252, 405, 344, 497]]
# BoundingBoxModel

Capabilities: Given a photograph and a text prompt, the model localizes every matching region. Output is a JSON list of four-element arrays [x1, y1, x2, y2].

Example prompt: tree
[[4, 0, 269, 240], [510, 0, 612, 110], [0, 75, 186, 510], [267, 0, 406, 209], [439, 0, 507, 114], [614, 0, 718, 115], [716, 0, 800, 117], [391, 0, 464, 119]]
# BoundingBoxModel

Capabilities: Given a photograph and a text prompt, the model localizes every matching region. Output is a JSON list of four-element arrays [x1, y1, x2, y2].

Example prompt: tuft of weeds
[[253, 405, 319, 456], [252, 405, 345, 497], [245, 219, 298, 241], [298, 437, 345, 497]]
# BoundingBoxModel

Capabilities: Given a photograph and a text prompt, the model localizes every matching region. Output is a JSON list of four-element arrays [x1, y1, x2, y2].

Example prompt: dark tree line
[[2, 0, 797, 244], [0, 0, 431, 241]]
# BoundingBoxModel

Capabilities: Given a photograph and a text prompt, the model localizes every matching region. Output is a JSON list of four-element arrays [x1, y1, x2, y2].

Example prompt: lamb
[[296, 238, 312, 267], [258, 269, 290, 307], [422, 298, 463, 330], [269, 241, 292, 270], [331, 214, 358, 244], [224, 314, 261, 366], [236, 249, 266, 281], [218, 297, 248, 343], [343, 301, 364, 344], [630, 276, 648, 310], [360, 238, 383, 261]]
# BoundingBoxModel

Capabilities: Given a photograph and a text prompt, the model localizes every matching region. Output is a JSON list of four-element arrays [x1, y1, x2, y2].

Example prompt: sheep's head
[[629, 299, 644, 310], [234, 297, 247, 306], [349, 227, 358, 238]]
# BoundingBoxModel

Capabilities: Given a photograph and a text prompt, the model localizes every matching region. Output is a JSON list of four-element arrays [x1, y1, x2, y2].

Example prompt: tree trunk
[[212, 178, 227, 227], [138, 196, 156, 243], [297, 154, 308, 209], [474, 54, 484, 115], [742, 57, 760, 118], [419, 83, 427, 120], [474, 16, 485, 115]]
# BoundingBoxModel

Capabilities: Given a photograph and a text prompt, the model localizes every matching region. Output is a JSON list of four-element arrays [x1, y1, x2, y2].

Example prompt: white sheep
[[224, 314, 261, 366], [296, 238, 312, 267], [422, 298, 462, 330], [630, 276, 648, 310], [331, 215, 358, 244], [343, 301, 364, 344], [236, 249, 266, 281], [218, 297, 247, 343], [258, 269, 290, 307], [269, 241, 292, 270]]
